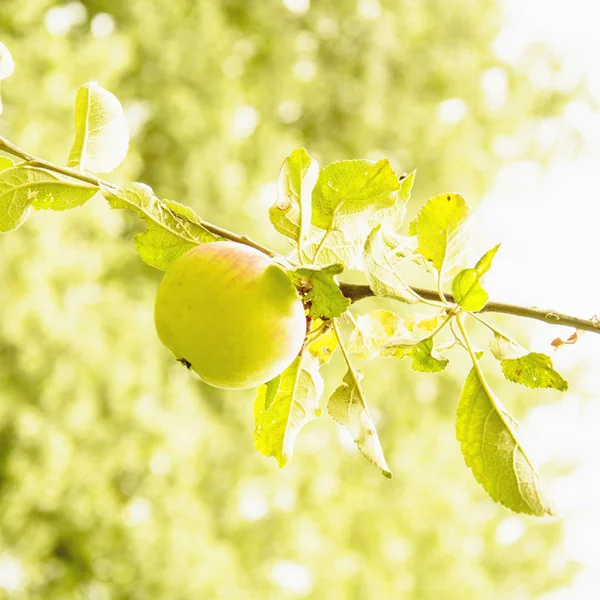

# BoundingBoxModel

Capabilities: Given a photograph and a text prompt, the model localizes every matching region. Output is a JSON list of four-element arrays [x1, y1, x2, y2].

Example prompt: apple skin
[[154, 242, 307, 389]]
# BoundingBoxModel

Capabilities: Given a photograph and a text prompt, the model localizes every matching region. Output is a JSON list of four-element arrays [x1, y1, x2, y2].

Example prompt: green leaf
[[328, 370, 392, 478], [307, 326, 338, 365], [288, 263, 350, 319], [501, 353, 568, 391], [408, 216, 418, 237], [347, 310, 405, 360], [456, 366, 555, 516], [101, 182, 219, 270], [254, 354, 324, 468], [68, 82, 129, 174], [387, 337, 449, 373], [451, 244, 500, 311], [489, 333, 568, 391], [311, 158, 401, 230], [414, 192, 471, 280], [363, 224, 417, 303], [269, 148, 318, 243], [0, 157, 14, 172], [0, 166, 97, 232]]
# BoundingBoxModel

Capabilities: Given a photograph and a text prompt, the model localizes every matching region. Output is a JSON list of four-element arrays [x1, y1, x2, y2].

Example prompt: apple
[[154, 242, 307, 389]]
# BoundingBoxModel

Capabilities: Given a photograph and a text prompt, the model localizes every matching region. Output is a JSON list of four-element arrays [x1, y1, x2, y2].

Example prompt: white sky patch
[[282, 0, 310, 16], [270, 561, 314, 596], [357, 0, 381, 20], [293, 60, 317, 82], [122, 497, 152, 527], [495, 517, 526, 546], [278, 100, 302, 124], [238, 481, 269, 521], [481, 67, 508, 111], [478, 2, 600, 595], [0, 554, 25, 592], [149, 451, 172, 476], [231, 105, 259, 139], [45, 2, 87, 37], [91, 13, 115, 38], [476, 0, 600, 600], [437, 98, 467, 124]]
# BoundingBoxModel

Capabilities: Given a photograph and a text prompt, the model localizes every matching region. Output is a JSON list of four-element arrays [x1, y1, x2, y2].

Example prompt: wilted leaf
[[269, 148, 318, 243], [347, 310, 406, 360], [288, 263, 350, 319], [414, 192, 471, 280], [254, 354, 324, 468], [363, 224, 417, 303], [0, 166, 97, 232], [451, 244, 500, 311], [456, 366, 555, 516], [328, 370, 392, 478], [551, 331, 579, 349], [68, 82, 129, 174], [404, 312, 447, 333], [101, 182, 219, 270]]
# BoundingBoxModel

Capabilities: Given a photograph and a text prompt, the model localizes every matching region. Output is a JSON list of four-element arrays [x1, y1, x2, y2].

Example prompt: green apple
[[154, 242, 307, 389]]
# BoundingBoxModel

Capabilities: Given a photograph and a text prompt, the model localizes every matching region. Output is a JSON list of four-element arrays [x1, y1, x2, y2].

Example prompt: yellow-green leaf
[[0, 166, 96, 232], [101, 182, 219, 270], [414, 192, 471, 281], [451, 244, 500, 312], [456, 366, 555, 516]]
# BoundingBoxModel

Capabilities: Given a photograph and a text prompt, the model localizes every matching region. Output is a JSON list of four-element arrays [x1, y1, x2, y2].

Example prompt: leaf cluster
[[0, 73, 570, 518]]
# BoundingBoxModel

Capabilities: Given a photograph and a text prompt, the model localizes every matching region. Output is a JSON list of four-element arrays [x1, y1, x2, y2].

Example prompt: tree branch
[[338, 282, 600, 335], [0, 136, 276, 258], [1, 134, 597, 337]]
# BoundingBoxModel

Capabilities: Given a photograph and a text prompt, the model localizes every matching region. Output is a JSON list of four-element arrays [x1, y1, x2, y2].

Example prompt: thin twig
[[338, 282, 600, 335]]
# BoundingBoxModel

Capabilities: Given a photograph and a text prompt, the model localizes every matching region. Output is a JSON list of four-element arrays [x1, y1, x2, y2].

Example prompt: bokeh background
[[0, 0, 599, 598]]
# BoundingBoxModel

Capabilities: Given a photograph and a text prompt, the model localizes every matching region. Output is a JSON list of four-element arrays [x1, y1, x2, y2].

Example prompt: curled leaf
[[347, 310, 406, 360], [451, 244, 500, 312], [270, 148, 318, 244], [68, 82, 129, 174], [328, 370, 392, 479], [254, 354, 324, 468]]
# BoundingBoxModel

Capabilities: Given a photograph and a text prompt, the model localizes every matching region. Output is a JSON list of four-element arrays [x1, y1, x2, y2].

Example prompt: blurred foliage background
[[0, 0, 586, 598]]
